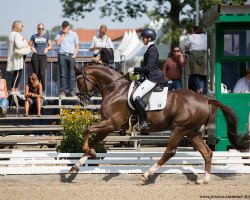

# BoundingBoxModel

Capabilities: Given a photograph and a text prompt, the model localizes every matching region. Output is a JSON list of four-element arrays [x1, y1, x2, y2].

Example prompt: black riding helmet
[[140, 28, 156, 41]]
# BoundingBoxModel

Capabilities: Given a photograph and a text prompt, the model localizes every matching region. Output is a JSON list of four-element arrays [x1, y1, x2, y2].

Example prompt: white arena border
[[0, 149, 249, 175]]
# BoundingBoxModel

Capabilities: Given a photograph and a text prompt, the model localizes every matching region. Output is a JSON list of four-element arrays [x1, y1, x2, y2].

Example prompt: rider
[[128, 28, 164, 130]]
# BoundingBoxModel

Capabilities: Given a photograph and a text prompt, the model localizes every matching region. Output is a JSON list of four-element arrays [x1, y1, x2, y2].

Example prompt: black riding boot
[[134, 96, 149, 130]]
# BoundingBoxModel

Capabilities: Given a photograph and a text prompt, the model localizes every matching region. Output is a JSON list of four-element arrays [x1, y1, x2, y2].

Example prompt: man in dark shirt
[[162, 46, 185, 90]]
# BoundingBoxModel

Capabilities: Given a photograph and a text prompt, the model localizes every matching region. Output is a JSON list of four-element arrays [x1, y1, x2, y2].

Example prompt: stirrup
[[139, 121, 149, 130]]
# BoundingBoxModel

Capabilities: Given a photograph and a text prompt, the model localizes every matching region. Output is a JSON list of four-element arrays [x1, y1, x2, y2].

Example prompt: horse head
[[74, 65, 98, 106], [74, 64, 129, 106]]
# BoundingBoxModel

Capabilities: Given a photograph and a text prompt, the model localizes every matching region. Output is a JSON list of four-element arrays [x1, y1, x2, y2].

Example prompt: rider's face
[[141, 37, 150, 45]]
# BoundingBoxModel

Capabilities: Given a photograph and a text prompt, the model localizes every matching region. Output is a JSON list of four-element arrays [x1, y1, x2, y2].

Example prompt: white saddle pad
[[128, 81, 168, 111]]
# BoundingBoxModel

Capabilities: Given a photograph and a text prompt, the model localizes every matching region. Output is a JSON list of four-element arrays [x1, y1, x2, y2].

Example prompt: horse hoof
[[84, 148, 97, 158], [69, 166, 79, 173], [139, 174, 148, 182], [89, 149, 97, 158], [195, 179, 209, 185]]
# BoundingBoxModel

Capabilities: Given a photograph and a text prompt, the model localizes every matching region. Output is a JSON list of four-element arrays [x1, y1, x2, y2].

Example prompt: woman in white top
[[233, 68, 250, 93], [90, 25, 114, 64], [185, 26, 208, 95], [7, 20, 29, 92]]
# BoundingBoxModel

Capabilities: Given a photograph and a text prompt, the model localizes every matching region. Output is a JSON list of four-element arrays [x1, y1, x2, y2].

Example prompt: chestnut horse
[[70, 65, 249, 184]]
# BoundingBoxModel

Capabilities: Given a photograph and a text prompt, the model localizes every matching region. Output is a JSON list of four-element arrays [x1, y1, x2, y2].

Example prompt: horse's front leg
[[69, 119, 114, 173]]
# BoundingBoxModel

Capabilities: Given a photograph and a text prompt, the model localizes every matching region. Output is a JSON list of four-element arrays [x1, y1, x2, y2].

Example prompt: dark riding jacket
[[134, 44, 164, 84]]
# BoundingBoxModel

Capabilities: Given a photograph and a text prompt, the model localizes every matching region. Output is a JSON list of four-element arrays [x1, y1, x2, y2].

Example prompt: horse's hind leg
[[188, 134, 213, 184], [141, 131, 183, 181]]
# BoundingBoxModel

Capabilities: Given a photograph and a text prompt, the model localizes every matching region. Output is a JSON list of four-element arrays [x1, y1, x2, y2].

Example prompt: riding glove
[[128, 67, 135, 74]]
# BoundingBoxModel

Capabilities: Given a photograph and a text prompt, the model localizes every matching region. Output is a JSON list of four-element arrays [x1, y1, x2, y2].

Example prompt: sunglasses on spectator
[[173, 49, 180, 52], [37, 28, 44, 30]]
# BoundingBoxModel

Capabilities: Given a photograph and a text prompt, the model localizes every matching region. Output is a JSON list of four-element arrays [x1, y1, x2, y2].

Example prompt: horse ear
[[71, 64, 82, 76]]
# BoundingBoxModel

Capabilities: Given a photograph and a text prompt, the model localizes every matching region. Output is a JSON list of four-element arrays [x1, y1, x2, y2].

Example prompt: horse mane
[[84, 63, 125, 76], [84, 63, 124, 75], [100, 64, 124, 75]]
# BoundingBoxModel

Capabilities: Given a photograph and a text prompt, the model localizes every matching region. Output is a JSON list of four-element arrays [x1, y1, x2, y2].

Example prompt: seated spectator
[[0, 71, 9, 117], [24, 73, 43, 117], [233, 67, 250, 93], [90, 25, 114, 65], [162, 46, 185, 90]]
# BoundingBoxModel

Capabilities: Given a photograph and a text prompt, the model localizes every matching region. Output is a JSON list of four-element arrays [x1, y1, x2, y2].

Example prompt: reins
[[98, 73, 128, 92]]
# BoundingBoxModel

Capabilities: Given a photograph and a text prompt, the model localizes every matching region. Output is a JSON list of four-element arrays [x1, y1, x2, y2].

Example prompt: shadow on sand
[[60, 173, 78, 183]]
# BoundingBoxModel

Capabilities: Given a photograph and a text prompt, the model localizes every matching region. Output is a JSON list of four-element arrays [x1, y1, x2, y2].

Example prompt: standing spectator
[[55, 21, 79, 97], [90, 25, 114, 65], [24, 73, 42, 117], [185, 26, 208, 95], [0, 71, 9, 117], [162, 46, 185, 90], [7, 20, 28, 92], [29, 23, 52, 96], [233, 67, 250, 93]]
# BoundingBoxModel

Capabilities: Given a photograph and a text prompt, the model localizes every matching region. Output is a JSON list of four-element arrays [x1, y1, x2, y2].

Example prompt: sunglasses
[[173, 50, 180, 52], [38, 28, 44, 30]]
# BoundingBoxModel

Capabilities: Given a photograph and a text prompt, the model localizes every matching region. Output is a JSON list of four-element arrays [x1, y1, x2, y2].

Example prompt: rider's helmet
[[140, 28, 156, 41]]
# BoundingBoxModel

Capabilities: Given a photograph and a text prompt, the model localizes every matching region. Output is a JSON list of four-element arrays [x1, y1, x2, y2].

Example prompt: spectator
[[185, 26, 208, 95], [7, 20, 29, 92], [29, 23, 52, 96], [162, 46, 185, 90], [90, 25, 114, 65], [233, 67, 250, 93], [55, 21, 79, 97], [0, 71, 9, 117], [24, 73, 42, 117]]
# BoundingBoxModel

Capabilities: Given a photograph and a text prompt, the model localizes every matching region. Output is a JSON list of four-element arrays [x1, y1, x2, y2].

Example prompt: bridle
[[75, 69, 128, 106], [75, 70, 96, 106]]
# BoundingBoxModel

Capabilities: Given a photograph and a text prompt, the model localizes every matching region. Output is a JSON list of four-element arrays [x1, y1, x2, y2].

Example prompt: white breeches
[[132, 79, 157, 101]]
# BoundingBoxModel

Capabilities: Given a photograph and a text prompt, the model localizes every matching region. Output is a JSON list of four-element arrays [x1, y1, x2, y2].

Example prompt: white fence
[[0, 150, 249, 175]]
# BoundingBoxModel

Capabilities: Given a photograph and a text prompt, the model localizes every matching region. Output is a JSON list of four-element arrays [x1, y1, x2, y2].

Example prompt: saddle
[[128, 81, 168, 111]]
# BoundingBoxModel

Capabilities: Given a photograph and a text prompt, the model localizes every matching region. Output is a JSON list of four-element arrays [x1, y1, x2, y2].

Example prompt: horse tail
[[208, 99, 250, 151]]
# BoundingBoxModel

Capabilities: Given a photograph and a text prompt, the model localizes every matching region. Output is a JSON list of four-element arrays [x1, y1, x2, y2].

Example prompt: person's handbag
[[100, 48, 114, 65], [15, 44, 31, 55], [15, 46, 31, 55], [14, 36, 31, 55]]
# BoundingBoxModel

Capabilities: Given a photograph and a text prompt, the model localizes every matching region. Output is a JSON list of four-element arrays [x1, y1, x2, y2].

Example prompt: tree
[[49, 26, 61, 40], [0, 36, 8, 42], [60, 0, 243, 47]]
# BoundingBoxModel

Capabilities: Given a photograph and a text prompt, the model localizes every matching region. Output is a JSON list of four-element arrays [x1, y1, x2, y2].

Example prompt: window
[[224, 30, 250, 57]]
